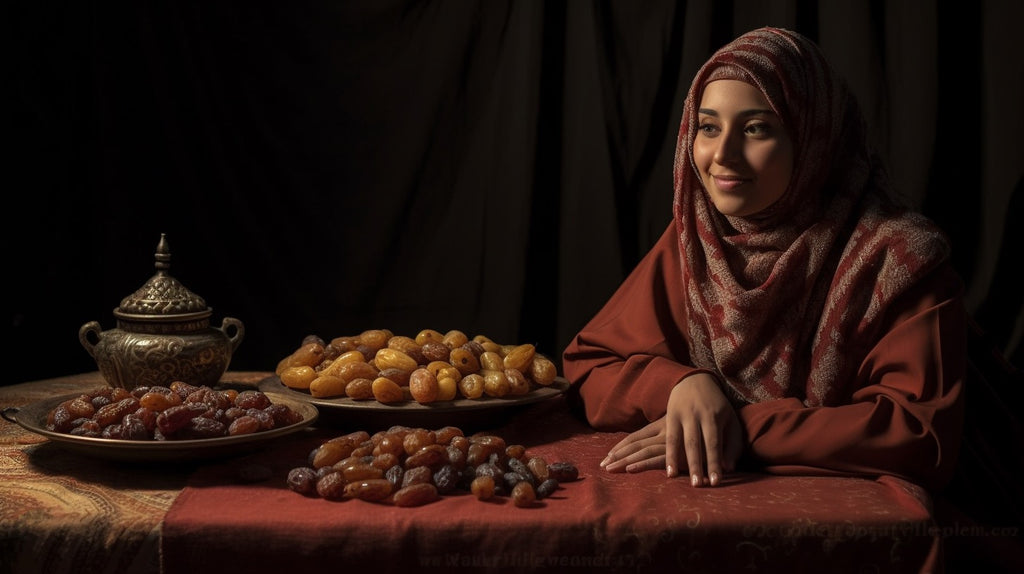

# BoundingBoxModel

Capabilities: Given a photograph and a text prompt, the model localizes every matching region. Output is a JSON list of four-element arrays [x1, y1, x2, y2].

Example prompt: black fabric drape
[[10, 0, 1022, 381]]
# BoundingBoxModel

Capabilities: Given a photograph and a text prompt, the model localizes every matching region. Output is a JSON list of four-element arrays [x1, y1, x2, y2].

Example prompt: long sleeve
[[563, 223, 711, 430], [740, 263, 967, 491], [563, 222, 967, 491]]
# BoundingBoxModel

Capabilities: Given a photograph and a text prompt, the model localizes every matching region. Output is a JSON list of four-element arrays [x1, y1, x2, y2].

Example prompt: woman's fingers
[[702, 420, 724, 486], [603, 441, 666, 473], [683, 417, 707, 487], [664, 415, 681, 478], [602, 419, 664, 467]]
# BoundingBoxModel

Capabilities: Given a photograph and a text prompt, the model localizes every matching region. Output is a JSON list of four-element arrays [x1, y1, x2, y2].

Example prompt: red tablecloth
[[162, 395, 941, 573]]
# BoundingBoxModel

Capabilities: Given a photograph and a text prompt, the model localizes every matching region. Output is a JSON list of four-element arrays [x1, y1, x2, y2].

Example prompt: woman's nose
[[713, 129, 742, 165]]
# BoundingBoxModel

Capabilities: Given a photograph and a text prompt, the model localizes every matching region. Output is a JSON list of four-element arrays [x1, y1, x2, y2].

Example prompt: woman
[[561, 27, 966, 492]]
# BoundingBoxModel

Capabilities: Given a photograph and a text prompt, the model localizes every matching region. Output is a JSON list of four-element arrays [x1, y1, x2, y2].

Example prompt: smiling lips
[[712, 174, 749, 192]]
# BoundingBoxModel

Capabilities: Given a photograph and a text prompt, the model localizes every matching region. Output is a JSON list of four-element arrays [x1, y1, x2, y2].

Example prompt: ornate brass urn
[[79, 234, 244, 390]]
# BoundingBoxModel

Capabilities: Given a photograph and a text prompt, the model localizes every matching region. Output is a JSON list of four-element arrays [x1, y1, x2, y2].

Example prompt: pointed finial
[[155, 233, 171, 273]]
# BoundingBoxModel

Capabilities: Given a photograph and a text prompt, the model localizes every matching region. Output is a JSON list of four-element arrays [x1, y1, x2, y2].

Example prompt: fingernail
[[600, 455, 610, 468], [691, 474, 700, 487], [666, 464, 674, 477], [710, 471, 720, 486]]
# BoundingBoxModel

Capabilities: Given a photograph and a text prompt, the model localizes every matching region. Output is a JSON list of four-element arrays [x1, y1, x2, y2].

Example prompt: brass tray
[[257, 375, 570, 431], [2, 391, 318, 462]]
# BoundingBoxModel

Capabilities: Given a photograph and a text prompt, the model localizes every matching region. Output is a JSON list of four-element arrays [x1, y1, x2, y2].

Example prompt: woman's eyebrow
[[697, 108, 775, 117]]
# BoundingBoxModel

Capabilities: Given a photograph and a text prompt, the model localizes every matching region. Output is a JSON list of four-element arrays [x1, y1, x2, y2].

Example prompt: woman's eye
[[697, 123, 719, 136], [745, 122, 772, 136]]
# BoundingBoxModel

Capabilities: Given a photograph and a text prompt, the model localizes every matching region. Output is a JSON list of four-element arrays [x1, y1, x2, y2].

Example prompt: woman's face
[[693, 79, 794, 218]]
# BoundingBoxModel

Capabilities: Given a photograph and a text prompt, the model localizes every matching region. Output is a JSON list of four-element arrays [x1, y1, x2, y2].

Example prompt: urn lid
[[113, 234, 212, 322]]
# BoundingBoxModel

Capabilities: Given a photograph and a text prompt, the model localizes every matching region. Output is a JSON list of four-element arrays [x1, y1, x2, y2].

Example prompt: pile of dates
[[275, 328, 560, 402], [45, 382, 304, 440], [287, 425, 579, 508]]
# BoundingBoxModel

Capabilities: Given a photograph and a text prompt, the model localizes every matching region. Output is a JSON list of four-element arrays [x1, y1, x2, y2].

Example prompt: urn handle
[[79, 321, 104, 358], [220, 317, 245, 353]]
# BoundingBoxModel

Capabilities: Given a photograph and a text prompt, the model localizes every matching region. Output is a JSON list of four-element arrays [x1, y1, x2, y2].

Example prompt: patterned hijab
[[672, 27, 950, 406]]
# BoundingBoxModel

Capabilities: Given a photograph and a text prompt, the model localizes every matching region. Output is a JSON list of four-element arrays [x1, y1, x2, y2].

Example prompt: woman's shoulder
[[854, 202, 951, 264]]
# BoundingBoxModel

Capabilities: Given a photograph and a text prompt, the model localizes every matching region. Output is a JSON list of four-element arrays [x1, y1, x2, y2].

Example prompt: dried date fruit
[[511, 481, 537, 508], [344, 479, 393, 501], [527, 457, 549, 481], [474, 462, 503, 480], [446, 445, 467, 470], [385, 464, 405, 487], [178, 416, 227, 439], [392, 483, 439, 507], [69, 419, 102, 437], [65, 396, 97, 420], [139, 387, 182, 411], [467, 441, 504, 466], [372, 453, 400, 471], [481, 370, 510, 398], [120, 414, 151, 440], [436, 376, 458, 401], [234, 390, 271, 410], [419, 341, 451, 363], [503, 471, 530, 491], [312, 441, 355, 469], [279, 366, 318, 390], [266, 403, 304, 426], [48, 404, 76, 433], [470, 476, 495, 500], [340, 462, 384, 482], [309, 374, 348, 399], [408, 368, 439, 404], [374, 434, 405, 457], [415, 329, 445, 346], [374, 348, 419, 373], [460, 340, 486, 357], [547, 462, 580, 482], [327, 429, 371, 447], [94, 397, 141, 428], [377, 367, 411, 386], [371, 377, 404, 404], [316, 471, 348, 500], [186, 386, 231, 410], [345, 378, 374, 400], [402, 429, 436, 455], [405, 444, 446, 470], [442, 330, 469, 350], [505, 368, 531, 396], [433, 464, 460, 494], [246, 408, 274, 430], [449, 347, 481, 376], [536, 478, 559, 500], [316, 350, 368, 378], [530, 355, 558, 385], [401, 465, 433, 488], [228, 415, 261, 436], [507, 458, 533, 482], [478, 351, 504, 372], [457, 374, 485, 399]]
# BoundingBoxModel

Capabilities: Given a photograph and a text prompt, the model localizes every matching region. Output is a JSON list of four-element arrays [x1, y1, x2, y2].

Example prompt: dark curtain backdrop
[[8, 1, 1023, 386]]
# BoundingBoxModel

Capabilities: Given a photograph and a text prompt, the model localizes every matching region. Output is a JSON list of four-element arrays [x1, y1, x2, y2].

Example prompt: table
[[0, 371, 969, 573]]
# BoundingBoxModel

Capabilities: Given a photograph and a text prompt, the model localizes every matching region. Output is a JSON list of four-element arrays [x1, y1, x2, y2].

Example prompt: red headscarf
[[673, 27, 950, 406]]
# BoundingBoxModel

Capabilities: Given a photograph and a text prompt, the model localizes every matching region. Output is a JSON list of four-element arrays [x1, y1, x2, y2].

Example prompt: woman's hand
[[599, 373, 742, 486]]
